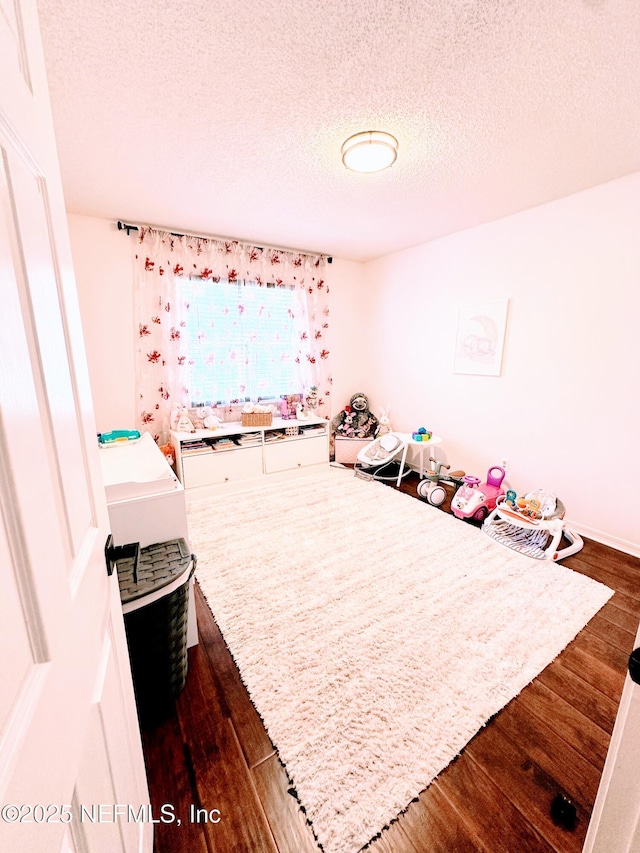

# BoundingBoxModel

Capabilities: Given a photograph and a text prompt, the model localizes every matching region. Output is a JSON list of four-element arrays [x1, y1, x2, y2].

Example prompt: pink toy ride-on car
[[451, 466, 506, 523]]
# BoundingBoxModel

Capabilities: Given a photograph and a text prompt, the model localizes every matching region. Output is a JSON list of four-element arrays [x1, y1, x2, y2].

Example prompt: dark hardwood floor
[[141, 471, 640, 852]]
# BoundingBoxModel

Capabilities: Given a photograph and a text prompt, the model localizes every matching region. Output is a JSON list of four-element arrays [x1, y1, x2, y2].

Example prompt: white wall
[[363, 173, 640, 554], [68, 174, 640, 552], [328, 257, 371, 412], [67, 215, 136, 433]]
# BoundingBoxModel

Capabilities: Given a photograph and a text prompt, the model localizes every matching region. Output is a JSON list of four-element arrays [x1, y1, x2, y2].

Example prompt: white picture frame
[[453, 299, 509, 376]]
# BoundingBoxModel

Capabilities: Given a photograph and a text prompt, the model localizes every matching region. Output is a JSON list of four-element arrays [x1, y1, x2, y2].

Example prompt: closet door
[[0, 2, 151, 852]]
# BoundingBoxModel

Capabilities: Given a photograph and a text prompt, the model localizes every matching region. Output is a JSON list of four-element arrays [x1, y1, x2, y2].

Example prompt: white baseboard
[[565, 520, 640, 559]]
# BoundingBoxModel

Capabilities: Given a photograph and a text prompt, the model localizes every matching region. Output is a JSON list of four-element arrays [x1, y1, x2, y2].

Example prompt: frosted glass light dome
[[341, 131, 398, 173]]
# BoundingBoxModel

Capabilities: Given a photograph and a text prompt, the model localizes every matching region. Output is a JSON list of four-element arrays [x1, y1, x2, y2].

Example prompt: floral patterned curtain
[[133, 227, 331, 443]]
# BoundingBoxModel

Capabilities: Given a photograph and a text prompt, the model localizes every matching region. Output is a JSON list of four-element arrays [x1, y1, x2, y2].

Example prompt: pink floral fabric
[[133, 228, 331, 442]]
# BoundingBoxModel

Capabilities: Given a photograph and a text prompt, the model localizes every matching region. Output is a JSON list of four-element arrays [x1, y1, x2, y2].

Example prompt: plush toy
[[243, 401, 274, 415], [159, 442, 175, 467], [305, 385, 319, 411], [176, 406, 196, 433], [331, 393, 378, 439], [331, 404, 350, 435], [197, 405, 223, 430], [340, 409, 356, 436], [376, 405, 391, 437], [295, 402, 310, 420], [348, 392, 378, 438]]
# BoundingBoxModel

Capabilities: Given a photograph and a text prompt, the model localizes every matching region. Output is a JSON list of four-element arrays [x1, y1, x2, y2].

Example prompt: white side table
[[395, 434, 442, 484]]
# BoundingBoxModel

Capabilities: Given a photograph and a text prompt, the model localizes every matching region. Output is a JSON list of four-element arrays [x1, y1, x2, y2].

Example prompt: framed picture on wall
[[453, 299, 509, 376]]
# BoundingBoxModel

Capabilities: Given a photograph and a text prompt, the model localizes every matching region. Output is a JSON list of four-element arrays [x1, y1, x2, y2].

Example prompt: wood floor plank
[[609, 589, 640, 619], [567, 623, 629, 685], [250, 754, 320, 853], [576, 540, 640, 584], [570, 559, 640, 605], [464, 721, 587, 851], [536, 658, 618, 735], [194, 584, 275, 769], [493, 700, 602, 809], [586, 612, 635, 654], [364, 816, 420, 853], [176, 643, 278, 853], [559, 642, 626, 706], [516, 680, 610, 770], [599, 601, 640, 634], [435, 755, 556, 853], [142, 708, 209, 853], [398, 784, 491, 853], [570, 625, 630, 676]]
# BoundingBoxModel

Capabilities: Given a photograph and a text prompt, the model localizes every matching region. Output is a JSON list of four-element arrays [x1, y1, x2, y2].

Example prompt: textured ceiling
[[37, 0, 640, 262]]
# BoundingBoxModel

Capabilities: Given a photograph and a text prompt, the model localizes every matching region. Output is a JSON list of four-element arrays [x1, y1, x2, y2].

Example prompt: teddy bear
[[199, 405, 223, 430]]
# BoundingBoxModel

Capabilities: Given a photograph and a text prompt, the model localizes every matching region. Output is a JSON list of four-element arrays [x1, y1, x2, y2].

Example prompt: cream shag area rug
[[188, 467, 612, 853]]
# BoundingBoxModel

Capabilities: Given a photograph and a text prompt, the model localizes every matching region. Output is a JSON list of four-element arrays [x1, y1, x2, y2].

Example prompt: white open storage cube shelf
[[171, 416, 330, 496]]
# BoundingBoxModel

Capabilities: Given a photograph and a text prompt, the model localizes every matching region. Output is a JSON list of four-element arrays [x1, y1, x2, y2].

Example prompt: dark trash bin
[[116, 537, 196, 724]]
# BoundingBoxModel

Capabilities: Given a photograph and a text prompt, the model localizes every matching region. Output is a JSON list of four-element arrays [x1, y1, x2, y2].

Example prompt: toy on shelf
[[483, 489, 583, 561], [176, 409, 196, 433], [280, 393, 303, 420], [203, 412, 223, 430], [170, 405, 196, 433], [451, 465, 506, 522], [417, 457, 466, 507], [295, 402, 310, 420], [195, 405, 223, 430]]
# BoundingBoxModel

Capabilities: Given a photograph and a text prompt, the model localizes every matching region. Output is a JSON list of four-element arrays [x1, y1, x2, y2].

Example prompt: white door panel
[[0, 2, 151, 851], [8, 146, 95, 558]]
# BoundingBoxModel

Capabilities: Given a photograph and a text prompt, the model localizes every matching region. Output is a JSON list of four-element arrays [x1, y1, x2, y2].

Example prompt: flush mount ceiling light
[[341, 130, 398, 173]]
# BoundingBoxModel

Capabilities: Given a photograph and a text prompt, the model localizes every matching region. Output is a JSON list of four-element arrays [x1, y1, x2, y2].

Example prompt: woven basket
[[241, 411, 272, 427]]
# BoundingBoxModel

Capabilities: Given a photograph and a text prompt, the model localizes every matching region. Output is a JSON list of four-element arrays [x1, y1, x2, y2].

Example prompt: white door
[[583, 622, 640, 852], [0, 2, 151, 853]]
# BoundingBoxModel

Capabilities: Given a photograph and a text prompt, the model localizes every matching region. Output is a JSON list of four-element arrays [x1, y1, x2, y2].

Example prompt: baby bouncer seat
[[355, 432, 409, 485]]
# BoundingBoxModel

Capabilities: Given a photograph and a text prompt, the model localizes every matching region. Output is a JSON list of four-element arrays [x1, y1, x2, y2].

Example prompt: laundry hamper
[[116, 538, 196, 724]]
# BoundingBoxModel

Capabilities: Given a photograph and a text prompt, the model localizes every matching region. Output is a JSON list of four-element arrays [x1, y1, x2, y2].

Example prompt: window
[[182, 277, 304, 406]]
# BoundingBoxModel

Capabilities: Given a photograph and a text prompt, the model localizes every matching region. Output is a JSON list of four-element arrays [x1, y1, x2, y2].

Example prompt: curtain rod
[[116, 220, 332, 263]]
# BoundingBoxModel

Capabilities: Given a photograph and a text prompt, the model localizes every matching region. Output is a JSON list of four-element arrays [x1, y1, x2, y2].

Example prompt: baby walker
[[483, 489, 583, 561]]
